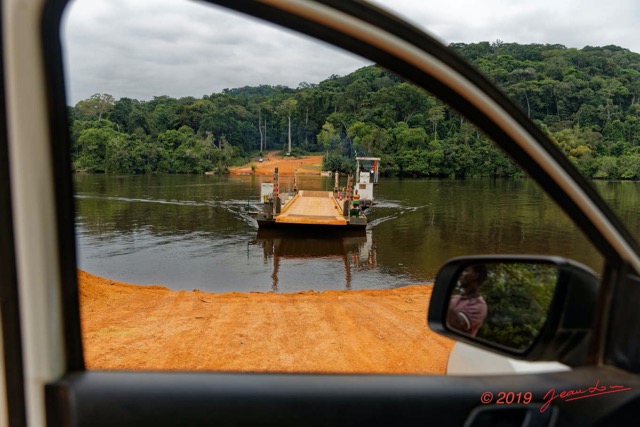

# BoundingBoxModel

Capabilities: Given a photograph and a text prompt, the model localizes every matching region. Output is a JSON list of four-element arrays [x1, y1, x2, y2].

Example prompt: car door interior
[[31, 0, 640, 426]]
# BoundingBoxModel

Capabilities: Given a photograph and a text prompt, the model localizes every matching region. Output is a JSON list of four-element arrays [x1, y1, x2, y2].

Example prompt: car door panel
[[1, 0, 639, 426], [45, 368, 640, 426]]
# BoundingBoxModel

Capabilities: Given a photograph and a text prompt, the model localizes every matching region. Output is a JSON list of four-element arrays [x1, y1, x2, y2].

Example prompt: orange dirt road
[[79, 270, 455, 374], [229, 152, 323, 176]]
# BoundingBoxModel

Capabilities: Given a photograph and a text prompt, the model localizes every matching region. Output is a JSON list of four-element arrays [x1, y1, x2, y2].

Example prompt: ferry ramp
[[276, 190, 347, 226]]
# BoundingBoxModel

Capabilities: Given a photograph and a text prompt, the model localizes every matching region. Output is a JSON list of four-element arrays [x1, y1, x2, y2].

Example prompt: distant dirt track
[[229, 151, 324, 176], [79, 270, 454, 374]]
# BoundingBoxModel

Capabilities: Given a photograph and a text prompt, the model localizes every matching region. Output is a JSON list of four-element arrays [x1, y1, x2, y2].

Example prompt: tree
[[507, 68, 540, 118], [257, 106, 265, 152], [393, 123, 427, 150], [74, 126, 122, 172], [66, 46, 640, 178], [75, 93, 115, 121], [348, 122, 388, 156], [427, 105, 445, 141], [278, 98, 298, 153], [317, 122, 341, 152]]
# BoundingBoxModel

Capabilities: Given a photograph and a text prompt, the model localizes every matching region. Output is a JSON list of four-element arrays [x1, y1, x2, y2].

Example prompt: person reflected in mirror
[[447, 265, 488, 337]]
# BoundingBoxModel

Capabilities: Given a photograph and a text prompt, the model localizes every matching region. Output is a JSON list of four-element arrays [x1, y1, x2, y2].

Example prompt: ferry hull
[[256, 212, 367, 231]]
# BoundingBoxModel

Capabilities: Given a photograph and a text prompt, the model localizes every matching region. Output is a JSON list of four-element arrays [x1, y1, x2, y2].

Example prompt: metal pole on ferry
[[344, 174, 353, 219], [273, 167, 281, 214]]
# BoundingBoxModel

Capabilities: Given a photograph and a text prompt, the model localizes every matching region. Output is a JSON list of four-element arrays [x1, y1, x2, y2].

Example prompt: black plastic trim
[[605, 264, 640, 373], [45, 368, 640, 427], [0, 1, 27, 424], [41, 0, 85, 371]]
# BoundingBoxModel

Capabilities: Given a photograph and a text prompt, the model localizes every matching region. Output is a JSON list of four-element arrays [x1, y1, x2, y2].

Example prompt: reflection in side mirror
[[446, 262, 558, 351], [430, 256, 598, 365]]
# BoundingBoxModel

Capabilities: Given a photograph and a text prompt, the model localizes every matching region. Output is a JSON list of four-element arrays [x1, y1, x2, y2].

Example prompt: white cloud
[[371, 0, 640, 51], [63, 0, 369, 103]]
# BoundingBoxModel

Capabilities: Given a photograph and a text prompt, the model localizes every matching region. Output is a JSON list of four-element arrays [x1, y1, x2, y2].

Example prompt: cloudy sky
[[62, 0, 640, 104]]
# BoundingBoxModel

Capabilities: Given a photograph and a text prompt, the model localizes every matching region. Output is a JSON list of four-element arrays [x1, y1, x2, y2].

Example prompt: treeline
[[69, 41, 640, 178]]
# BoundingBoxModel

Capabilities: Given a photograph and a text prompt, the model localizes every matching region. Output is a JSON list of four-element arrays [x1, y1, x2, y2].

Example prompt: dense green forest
[[476, 263, 557, 350], [69, 41, 640, 178]]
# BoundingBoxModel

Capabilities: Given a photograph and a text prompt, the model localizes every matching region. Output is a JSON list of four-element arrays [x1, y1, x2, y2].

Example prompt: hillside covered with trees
[[69, 42, 640, 179]]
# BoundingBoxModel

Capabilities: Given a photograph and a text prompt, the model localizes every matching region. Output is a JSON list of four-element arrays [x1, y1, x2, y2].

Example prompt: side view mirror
[[428, 256, 599, 367]]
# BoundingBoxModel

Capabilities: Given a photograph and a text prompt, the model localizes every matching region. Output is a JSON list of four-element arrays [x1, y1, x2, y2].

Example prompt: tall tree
[[427, 105, 445, 141], [76, 93, 115, 121], [278, 98, 298, 153]]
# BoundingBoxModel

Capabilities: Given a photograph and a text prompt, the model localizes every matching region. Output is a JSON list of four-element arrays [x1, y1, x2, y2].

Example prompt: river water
[[75, 174, 638, 293]]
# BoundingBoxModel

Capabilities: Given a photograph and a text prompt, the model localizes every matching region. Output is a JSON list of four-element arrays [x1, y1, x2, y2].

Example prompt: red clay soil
[[229, 151, 324, 176], [79, 270, 455, 374]]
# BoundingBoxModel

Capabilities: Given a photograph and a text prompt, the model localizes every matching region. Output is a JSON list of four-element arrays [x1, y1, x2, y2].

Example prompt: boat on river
[[255, 164, 377, 231], [352, 156, 381, 209]]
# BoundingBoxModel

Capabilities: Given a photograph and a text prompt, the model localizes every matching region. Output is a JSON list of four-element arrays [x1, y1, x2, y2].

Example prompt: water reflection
[[254, 229, 376, 291], [75, 175, 604, 292]]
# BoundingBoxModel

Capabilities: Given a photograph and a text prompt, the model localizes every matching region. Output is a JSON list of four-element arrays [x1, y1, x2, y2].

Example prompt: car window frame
[[37, 0, 640, 376], [0, 0, 27, 421], [10, 0, 637, 418], [5, 0, 634, 425]]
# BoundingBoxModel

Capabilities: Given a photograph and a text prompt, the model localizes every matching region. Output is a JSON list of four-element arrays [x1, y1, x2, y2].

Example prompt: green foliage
[[75, 93, 115, 121], [477, 263, 557, 350], [69, 43, 640, 177], [323, 152, 355, 173]]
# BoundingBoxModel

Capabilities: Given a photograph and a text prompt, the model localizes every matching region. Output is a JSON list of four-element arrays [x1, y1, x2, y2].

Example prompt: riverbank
[[229, 151, 324, 176], [79, 270, 454, 373]]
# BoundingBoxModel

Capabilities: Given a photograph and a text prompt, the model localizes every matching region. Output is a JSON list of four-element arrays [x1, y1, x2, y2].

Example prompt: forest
[[69, 41, 640, 179], [475, 263, 557, 350]]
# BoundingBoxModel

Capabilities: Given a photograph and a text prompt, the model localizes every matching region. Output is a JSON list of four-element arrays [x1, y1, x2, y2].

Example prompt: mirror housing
[[428, 255, 599, 367]]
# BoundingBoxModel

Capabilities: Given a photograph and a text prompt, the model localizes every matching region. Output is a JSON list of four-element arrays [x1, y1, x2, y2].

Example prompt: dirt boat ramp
[[79, 270, 454, 374]]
